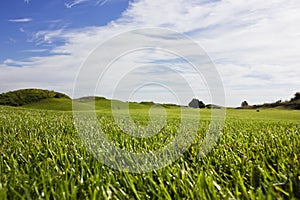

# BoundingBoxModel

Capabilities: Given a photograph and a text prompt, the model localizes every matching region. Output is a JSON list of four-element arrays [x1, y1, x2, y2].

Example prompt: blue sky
[[1, 0, 300, 106], [0, 0, 129, 62]]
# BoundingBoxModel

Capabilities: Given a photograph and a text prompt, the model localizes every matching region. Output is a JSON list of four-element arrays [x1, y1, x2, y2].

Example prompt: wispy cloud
[[22, 49, 49, 53], [3, 59, 29, 67], [24, 0, 30, 4], [96, 0, 109, 6], [8, 38, 16, 44], [65, 0, 110, 8], [8, 18, 32, 23], [65, 0, 89, 8]]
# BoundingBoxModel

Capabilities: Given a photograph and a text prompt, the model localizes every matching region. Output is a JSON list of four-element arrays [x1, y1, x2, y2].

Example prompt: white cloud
[[2, 0, 300, 106], [8, 18, 32, 23]]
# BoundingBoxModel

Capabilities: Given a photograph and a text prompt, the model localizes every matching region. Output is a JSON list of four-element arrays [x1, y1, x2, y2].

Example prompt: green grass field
[[0, 104, 299, 199]]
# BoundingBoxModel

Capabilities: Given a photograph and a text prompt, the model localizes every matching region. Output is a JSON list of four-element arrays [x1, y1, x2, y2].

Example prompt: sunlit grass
[[0, 105, 299, 199]]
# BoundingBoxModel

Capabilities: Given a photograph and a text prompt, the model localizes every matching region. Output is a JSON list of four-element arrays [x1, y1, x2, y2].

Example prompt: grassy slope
[[15, 93, 300, 126], [23, 97, 188, 118], [23, 98, 73, 111], [0, 89, 70, 106], [23, 98, 300, 121]]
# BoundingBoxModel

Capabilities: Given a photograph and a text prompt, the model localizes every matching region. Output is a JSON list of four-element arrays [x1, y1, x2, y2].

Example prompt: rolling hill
[[0, 89, 167, 111], [0, 89, 70, 107], [1, 89, 299, 111]]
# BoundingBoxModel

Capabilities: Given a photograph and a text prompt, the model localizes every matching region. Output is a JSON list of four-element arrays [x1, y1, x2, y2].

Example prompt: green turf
[[23, 98, 73, 111], [0, 105, 299, 199], [226, 108, 300, 121]]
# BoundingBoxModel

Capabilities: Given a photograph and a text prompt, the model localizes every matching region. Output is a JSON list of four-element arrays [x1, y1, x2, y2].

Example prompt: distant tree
[[241, 101, 249, 107], [188, 98, 205, 108], [291, 92, 300, 101]]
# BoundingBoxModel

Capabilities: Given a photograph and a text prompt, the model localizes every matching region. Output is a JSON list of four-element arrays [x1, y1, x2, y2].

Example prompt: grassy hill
[[0, 89, 70, 107], [0, 89, 171, 112], [1, 88, 299, 111]]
